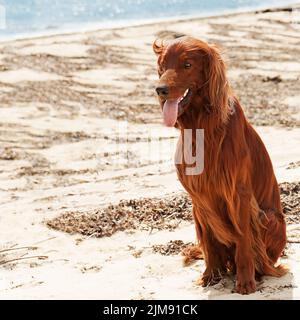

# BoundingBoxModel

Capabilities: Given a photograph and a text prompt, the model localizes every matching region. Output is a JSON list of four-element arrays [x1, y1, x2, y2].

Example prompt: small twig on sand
[[84, 232, 97, 241], [0, 255, 48, 266], [0, 237, 56, 255], [148, 226, 154, 235], [0, 246, 38, 254], [32, 236, 57, 245], [76, 232, 97, 245], [164, 212, 179, 220], [287, 240, 300, 243]]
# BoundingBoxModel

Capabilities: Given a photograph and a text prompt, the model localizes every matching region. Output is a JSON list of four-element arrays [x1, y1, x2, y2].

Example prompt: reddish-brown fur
[[153, 36, 287, 294]]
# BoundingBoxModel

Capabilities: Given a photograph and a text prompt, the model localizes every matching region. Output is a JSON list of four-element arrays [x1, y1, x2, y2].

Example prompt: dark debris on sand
[[47, 182, 300, 238], [152, 240, 194, 256], [280, 182, 300, 225], [232, 75, 300, 127], [47, 194, 192, 238], [287, 161, 300, 170]]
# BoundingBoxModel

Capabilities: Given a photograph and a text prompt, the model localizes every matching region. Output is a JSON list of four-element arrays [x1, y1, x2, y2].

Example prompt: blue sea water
[[0, 0, 298, 40]]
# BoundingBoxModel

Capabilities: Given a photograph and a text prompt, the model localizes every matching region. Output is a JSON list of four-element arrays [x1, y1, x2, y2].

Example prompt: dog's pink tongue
[[163, 99, 179, 127]]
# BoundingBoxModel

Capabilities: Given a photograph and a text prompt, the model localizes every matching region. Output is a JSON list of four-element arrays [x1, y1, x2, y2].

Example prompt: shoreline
[[0, 1, 299, 44]]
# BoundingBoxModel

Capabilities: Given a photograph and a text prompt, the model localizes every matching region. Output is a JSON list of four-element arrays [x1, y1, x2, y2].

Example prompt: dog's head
[[153, 36, 230, 127]]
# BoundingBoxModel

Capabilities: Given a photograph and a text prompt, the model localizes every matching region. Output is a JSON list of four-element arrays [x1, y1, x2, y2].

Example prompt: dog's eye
[[184, 62, 192, 69]]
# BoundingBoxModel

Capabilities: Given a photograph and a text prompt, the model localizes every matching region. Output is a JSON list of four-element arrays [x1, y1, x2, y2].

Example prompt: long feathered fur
[[153, 36, 287, 294]]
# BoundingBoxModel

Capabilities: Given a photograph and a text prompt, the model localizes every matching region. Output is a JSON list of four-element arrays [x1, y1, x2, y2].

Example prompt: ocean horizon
[[0, 0, 298, 41]]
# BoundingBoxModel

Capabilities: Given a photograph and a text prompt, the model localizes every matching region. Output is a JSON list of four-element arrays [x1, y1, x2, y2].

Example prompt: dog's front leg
[[235, 185, 256, 294], [198, 230, 229, 287]]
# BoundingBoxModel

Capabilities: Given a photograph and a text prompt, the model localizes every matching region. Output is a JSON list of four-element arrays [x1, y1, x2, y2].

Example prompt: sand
[[0, 4, 299, 299]]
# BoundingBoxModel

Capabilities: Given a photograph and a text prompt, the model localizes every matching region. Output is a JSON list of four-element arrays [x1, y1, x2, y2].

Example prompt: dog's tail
[[182, 244, 203, 266]]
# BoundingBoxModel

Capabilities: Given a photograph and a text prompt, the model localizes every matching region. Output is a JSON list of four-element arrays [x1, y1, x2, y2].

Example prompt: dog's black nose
[[156, 85, 169, 97]]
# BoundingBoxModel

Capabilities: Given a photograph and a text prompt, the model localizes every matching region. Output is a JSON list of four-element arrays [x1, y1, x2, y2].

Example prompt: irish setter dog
[[153, 36, 287, 294]]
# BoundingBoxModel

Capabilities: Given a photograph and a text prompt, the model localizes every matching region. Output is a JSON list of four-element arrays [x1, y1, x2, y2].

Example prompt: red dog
[[153, 36, 286, 294]]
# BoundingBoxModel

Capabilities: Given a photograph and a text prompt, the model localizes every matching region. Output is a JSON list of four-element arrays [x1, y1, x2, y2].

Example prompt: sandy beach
[[0, 4, 300, 299]]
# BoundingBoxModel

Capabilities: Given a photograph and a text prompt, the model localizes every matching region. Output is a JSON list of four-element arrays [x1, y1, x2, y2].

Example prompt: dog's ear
[[207, 44, 230, 123], [153, 39, 165, 77], [152, 39, 164, 56]]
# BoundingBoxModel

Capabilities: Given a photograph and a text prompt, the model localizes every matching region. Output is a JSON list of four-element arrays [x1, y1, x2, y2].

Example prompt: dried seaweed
[[47, 182, 300, 238], [152, 240, 194, 256]]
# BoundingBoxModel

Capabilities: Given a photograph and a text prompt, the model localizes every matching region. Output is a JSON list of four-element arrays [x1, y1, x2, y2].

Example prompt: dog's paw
[[196, 271, 222, 287], [235, 278, 256, 295]]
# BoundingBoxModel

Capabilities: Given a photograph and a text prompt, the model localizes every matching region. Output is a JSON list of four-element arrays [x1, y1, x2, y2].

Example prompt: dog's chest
[[174, 134, 224, 196]]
